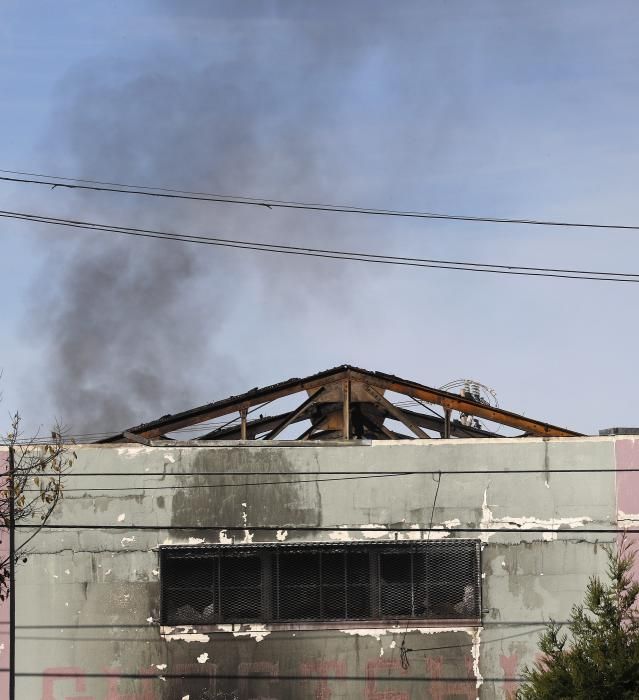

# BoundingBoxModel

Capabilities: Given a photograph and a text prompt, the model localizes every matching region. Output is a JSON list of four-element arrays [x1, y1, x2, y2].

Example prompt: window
[[160, 540, 481, 625]]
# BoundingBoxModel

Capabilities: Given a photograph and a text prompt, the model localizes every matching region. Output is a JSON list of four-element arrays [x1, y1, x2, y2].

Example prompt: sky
[[1, 0, 639, 438]]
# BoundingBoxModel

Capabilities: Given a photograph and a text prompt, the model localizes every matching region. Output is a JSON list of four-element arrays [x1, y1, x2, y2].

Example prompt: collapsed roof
[[98, 364, 582, 444]]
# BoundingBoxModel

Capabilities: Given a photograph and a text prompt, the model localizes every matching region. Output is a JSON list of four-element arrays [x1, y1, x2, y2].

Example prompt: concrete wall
[[5, 436, 631, 699]]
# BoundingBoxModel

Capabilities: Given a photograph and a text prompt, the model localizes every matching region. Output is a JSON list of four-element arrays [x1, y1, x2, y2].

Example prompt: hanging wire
[[401, 470, 443, 669]]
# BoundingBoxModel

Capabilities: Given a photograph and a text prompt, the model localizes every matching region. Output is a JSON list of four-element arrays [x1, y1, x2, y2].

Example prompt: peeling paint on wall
[[480, 488, 592, 542], [162, 626, 211, 643]]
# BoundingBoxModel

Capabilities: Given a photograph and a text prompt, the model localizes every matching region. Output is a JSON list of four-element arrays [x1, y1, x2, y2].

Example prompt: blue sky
[[2, 1, 639, 436]]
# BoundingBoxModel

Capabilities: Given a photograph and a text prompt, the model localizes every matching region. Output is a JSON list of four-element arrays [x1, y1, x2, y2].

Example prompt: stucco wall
[[9, 437, 627, 699]]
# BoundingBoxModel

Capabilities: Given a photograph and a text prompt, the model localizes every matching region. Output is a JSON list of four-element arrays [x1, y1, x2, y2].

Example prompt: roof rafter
[[97, 364, 582, 443]]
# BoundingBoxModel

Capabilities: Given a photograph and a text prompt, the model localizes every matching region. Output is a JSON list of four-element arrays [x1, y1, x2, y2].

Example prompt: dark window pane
[[165, 557, 214, 589], [277, 552, 321, 619], [380, 552, 412, 616], [163, 556, 216, 624], [321, 553, 346, 619], [422, 544, 479, 618], [220, 556, 262, 620], [345, 551, 370, 619]]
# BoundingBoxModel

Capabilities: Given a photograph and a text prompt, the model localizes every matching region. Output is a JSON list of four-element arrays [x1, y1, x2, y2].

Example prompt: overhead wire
[[4, 168, 639, 231], [2, 208, 639, 283], [401, 469, 442, 668], [0, 669, 522, 682], [13, 467, 639, 476], [12, 524, 631, 533]]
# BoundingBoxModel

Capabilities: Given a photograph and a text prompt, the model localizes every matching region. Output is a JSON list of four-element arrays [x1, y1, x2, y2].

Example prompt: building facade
[[7, 434, 639, 700]]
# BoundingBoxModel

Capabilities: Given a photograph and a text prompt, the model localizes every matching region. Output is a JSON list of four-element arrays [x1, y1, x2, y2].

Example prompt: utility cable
[[15, 467, 639, 476], [401, 469, 442, 669], [4, 169, 639, 232], [2, 208, 639, 283], [12, 524, 630, 533]]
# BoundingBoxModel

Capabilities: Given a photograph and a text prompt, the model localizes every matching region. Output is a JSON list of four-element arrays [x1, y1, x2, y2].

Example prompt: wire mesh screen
[[161, 540, 480, 625]]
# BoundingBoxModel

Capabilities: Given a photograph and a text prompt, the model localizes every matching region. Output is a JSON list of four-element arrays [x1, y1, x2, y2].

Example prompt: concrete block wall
[[3, 436, 631, 698]]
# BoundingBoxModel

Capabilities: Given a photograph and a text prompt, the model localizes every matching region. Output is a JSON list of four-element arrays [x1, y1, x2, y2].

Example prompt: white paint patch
[[240, 503, 253, 543], [390, 640, 396, 649], [219, 530, 233, 544], [155, 664, 167, 670], [152, 569, 159, 576], [188, 537, 205, 545], [182, 696, 190, 700], [196, 652, 209, 664], [341, 625, 476, 642], [442, 518, 461, 529], [480, 488, 592, 542], [329, 529, 352, 541], [423, 527, 452, 541], [471, 628, 483, 692], [64, 569, 70, 575], [231, 624, 270, 642], [117, 513, 126, 522], [618, 510, 639, 527], [379, 646, 384, 656], [397, 524, 422, 541], [361, 524, 389, 540], [276, 529, 288, 541], [164, 454, 176, 463], [116, 446, 155, 458], [120, 536, 136, 547], [163, 626, 210, 643], [147, 617, 153, 624], [545, 480, 550, 489], [105, 569, 112, 576]]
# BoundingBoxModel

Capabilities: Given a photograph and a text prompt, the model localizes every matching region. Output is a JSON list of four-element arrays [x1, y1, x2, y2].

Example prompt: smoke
[[35, 1, 432, 434]]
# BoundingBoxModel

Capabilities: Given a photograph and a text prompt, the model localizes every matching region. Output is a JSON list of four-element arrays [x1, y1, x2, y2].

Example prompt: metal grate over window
[[160, 540, 481, 625]]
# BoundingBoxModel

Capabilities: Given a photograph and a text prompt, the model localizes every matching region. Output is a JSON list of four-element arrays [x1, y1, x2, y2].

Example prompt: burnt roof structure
[[99, 365, 581, 444]]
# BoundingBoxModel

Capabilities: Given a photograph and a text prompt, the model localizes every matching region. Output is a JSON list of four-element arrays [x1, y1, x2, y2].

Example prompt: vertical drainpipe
[[8, 446, 15, 700]]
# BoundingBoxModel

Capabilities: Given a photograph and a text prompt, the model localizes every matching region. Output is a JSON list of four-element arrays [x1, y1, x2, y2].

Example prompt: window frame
[[159, 539, 482, 630]]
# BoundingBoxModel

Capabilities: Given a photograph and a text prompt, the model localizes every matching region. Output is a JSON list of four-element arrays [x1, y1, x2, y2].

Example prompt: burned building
[[4, 364, 635, 699]]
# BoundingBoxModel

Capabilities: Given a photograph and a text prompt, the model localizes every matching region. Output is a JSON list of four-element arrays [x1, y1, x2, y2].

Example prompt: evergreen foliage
[[516, 537, 639, 699]]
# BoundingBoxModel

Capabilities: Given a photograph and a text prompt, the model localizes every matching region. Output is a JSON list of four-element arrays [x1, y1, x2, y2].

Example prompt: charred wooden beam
[[342, 380, 350, 440], [299, 416, 329, 441], [395, 407, 502, 438], [363, 385, 430, 439], [264, 388, 326, 440], [123, 431, 152, 446], [356, 369, 580, 437], [105, 368, 351, 441]]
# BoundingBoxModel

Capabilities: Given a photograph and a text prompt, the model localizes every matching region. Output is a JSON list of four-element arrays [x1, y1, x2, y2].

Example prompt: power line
[[13, 524, 627, 533], [0, 620, 566, 628], [3, 168, 639, 232], [18, 467, 639, 476], [2, 670, 522, 682], [19, 472, 411, 492], [2, 208, 639, 283]]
